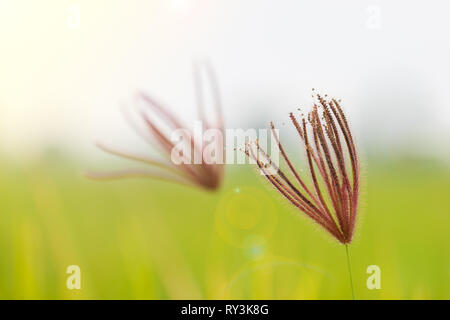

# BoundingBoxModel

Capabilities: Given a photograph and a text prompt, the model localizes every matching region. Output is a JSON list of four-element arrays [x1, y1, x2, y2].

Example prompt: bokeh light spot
[[215, 187, 278, 248], [243, 235, 267, 260], [225, 194, 262, 230]]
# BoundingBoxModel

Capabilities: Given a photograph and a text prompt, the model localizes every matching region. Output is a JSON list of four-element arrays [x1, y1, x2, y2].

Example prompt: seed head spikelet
[[246, 93, 360, 243], [88, 62, 224, 191]]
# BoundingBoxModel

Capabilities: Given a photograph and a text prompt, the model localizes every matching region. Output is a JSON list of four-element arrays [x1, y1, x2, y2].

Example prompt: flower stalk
[[345, 244, 355, 300]]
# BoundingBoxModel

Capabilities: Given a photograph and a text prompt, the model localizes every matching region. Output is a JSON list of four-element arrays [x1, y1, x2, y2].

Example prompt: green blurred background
[[1, 0, 450, 300], [0, 154, 448, 299]]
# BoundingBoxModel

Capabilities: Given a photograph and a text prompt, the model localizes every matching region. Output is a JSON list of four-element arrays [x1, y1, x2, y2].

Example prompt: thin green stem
[[345, 244, 355, 300]]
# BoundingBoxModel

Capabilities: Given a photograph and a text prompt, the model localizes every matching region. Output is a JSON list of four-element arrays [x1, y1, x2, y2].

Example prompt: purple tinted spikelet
[[88, 62, 224, 191], [245, 94, 360, 243]]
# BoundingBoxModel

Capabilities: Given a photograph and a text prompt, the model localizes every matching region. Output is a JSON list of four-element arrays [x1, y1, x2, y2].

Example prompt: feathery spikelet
[[245, 93, 359, 243], [88, 62, 224, 191]]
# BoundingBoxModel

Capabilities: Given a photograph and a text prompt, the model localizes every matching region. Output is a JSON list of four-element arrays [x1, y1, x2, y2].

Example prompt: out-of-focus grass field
[[0, 155, 449, 299]]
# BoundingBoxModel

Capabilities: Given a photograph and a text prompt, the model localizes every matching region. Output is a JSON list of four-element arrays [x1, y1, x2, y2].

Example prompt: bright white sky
[[0, 0, 449, 159]]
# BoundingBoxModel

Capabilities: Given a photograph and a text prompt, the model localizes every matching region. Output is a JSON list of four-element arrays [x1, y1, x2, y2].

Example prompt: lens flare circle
[[215, 187, 278, 248]]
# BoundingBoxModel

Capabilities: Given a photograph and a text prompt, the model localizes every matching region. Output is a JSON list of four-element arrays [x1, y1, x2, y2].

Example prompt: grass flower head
[[89, 62, 224, 191], [246, 93, 360, 244]]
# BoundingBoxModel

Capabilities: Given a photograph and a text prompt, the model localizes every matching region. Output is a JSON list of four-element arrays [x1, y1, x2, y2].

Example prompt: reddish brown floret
[[245, 94, 360, 243], [88, 62, 224, 191]]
